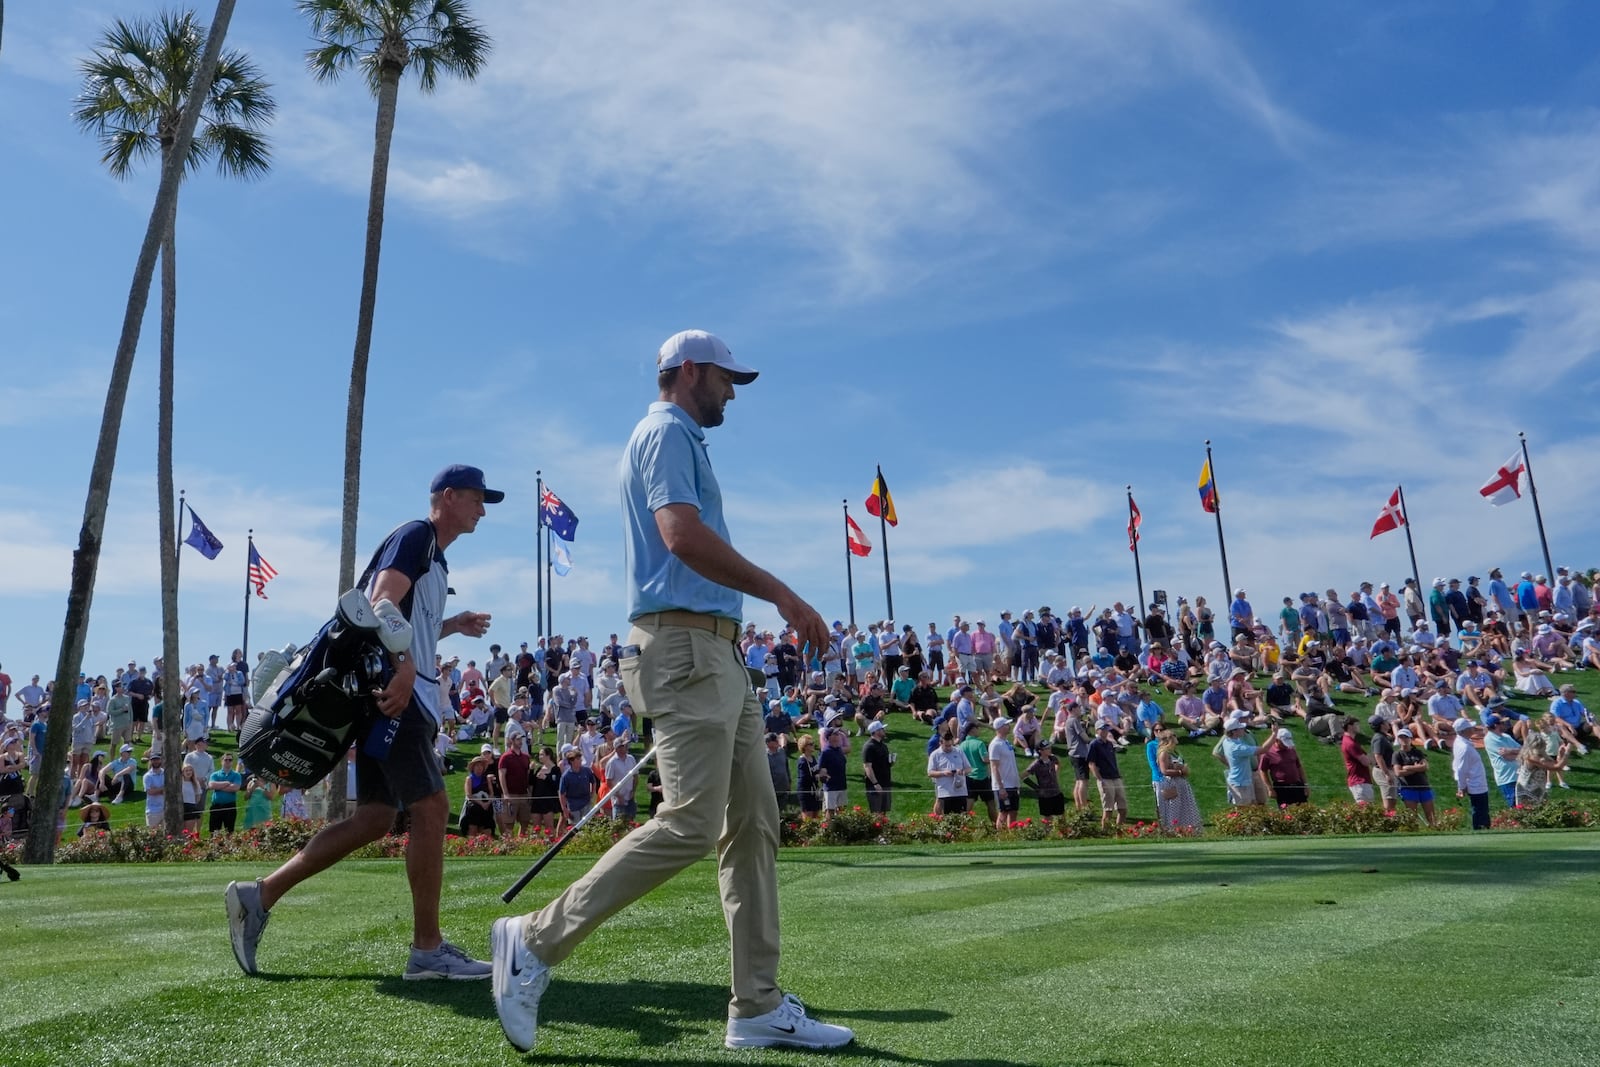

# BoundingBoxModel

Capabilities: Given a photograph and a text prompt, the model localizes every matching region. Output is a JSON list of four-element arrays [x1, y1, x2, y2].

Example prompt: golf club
[[501, 744, 657, 904]]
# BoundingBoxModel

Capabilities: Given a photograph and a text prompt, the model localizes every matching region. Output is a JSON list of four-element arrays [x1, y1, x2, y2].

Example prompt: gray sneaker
[[225, 879, 270, 976], [405, 940, 492, 981]]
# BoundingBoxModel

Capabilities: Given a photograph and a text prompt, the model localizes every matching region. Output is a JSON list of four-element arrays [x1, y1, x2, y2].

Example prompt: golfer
[[492, 330, 854, 1052], [226, 465, 502, 980]]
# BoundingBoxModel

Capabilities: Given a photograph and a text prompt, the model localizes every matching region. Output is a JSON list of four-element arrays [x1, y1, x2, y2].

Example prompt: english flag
[[846, 514, 872, 557], [1127, 496, 1142, 552], [1479, 453, 1526, 506], [1370, 488, 1405, 539]]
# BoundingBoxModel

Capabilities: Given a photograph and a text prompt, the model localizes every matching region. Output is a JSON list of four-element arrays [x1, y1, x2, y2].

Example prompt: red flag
[[864, 470, 897, 526], [1370, 487, 1405, 539], [846, 514, 872, 557], [1127, 496, 1142, 552]]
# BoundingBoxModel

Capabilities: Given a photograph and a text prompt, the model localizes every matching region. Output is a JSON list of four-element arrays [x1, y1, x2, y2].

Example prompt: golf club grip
[[500, 745, 658, 904]]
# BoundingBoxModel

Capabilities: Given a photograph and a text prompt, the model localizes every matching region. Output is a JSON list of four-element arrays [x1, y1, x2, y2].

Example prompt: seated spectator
[[1513, 650, 1558, 698], [1174, 682, 1218, 737], [1013, 706, 1043, 756], [1549, 684, 1597, 754], [908, 672, 941, 724], [77, 801, 111, 836], [1263, 672, 1299, 721]]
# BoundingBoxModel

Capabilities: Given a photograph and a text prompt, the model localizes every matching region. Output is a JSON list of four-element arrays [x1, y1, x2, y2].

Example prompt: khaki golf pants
[[524, 618, 781, 1018]]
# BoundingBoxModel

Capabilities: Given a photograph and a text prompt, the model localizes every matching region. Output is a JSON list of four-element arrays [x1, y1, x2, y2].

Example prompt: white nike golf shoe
[[491, 915, 550, 1052], [725, 993, 855, 1050]]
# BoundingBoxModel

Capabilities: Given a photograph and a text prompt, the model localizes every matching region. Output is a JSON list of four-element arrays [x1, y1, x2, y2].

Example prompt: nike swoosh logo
[[773, 1025, 796, 1034], [509, 957, 522, 977]]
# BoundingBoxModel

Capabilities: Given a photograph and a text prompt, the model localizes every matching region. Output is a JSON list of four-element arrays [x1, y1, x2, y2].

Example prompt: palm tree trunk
[[24, 0, 237, 865], [330, 62, 401, 823], [158, 190, 185, 836]]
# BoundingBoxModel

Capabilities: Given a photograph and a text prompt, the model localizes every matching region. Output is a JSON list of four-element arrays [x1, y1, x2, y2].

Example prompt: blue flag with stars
[[183, 506, 223, 560]]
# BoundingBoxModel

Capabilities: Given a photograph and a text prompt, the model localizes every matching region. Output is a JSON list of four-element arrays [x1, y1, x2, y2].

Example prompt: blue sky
[[3, 1, 1599, 680]]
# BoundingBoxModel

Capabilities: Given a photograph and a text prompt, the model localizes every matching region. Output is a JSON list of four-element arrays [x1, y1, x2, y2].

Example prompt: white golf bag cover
[[238, 590, 402, 789]]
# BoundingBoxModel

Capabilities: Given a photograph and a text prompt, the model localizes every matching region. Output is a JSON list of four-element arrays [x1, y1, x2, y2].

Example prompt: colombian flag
[[1197, 460, 1219, 513], [865, 469, 898, 526]]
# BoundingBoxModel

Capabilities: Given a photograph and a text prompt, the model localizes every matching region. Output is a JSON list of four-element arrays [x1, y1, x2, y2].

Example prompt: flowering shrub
[[1210, 801, 1469, 837], [23, 798, 1600, 863], [1489, 799, 1600, 830]]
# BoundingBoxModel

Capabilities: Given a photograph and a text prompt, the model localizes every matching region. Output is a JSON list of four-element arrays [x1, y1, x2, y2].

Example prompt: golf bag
[[238, 589, 411, 789]]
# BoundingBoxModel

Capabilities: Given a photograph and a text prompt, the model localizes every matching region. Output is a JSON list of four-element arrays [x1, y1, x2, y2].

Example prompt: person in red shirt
[[497, 733, 534, 836], [1340, 718, 1374, 803], [1258, 728, 1309, 806]]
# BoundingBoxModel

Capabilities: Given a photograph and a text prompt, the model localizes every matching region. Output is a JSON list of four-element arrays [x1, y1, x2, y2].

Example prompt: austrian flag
[[1479, 452, 1526, 507], [1370, 488, 1405, 539], [845, 514, 872, 557]]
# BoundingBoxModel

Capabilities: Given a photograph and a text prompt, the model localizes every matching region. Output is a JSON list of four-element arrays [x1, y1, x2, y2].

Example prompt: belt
[[638, 611, 741, 642]]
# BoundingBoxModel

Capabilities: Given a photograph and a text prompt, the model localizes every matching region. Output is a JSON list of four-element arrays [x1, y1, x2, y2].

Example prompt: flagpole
[[546, 528, 554, 638], [1394, 484, 1423, 598], [535, 471, 544, 640], [176, 488, 185, 596], [243, 530, 253, 667], [1204, 442, 1232, 604], [875, 465, 895, 621], [1519, 432, 1555, 580], [843, 499, 857, 628], [1127, 486, 1146, 618]]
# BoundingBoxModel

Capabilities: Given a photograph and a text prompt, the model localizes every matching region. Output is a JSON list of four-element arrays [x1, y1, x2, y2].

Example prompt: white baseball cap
[[656, 330, 758, 384]]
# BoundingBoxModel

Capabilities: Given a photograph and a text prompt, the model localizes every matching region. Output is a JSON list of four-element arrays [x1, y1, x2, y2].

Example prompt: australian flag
[[183, 506, 224, 559], [539, 486, 579, 542]]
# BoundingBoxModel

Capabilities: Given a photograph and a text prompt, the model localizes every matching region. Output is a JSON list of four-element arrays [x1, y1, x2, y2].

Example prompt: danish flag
[[1370, 488, 1405, 540], [1479, 453, 1526, 507]]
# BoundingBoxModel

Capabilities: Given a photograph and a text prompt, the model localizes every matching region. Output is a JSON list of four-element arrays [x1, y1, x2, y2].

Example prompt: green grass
[[5, 834, 1600, 1066], [55, 660, 1600, 841]]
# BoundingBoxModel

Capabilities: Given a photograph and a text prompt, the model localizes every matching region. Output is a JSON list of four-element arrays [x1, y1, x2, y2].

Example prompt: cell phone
[[618, 645, 642, 660]]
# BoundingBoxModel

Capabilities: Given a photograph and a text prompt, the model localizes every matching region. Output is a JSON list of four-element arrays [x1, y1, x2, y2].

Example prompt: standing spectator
[[1023, 745, 1064, 820], [179, 763, 203, 834], [1481, 715, 1521, 808], [602, 739, 639, 823], [1087, 723, 1126, 830], [498, 733, 534, 837], [959, 722, 996, 824], [924, 623, 946, 682], [141, 754, 165, 829], [1368, 716, 1398, 814], [1061, 705, 1093, 812], [528, 746, 561, 834], [224, 656, 250, 733], [242, 778, 273, 830], [1450, 718, 1491, 829], [1153, 725, 1202, 832], [795, 734, 823, 822], [818, 727, 849, 814], [765, 733, 792, 813], [926, 730, 970, 816], [1515, 728, 1565, 808], [105, 683, 133, 753], [1340, 719, 1374, 803], [1391, 729, 1435, 826], [1215, 719, 1262, 807], [207, 753, 243, 835], [861, 721, 892, 815], [1258, 729, 1308, 806], [1229, 589, 1254, 641], [988, 718, 1022, 829], [555, 746, 595, 831]]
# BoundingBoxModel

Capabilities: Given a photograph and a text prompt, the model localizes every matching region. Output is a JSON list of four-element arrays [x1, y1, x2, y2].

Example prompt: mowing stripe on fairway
[[5, 834, 1599, 1067]]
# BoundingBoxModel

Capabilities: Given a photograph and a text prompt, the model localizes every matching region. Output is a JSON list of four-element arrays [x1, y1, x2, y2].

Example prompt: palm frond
[[199, 123, 272, 179], [75, 8, 275, 181], [296, 0, 490, 95]]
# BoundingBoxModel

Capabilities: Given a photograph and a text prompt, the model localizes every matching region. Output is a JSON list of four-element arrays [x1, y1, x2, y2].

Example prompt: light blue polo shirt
[[621, 401, 741, 622]]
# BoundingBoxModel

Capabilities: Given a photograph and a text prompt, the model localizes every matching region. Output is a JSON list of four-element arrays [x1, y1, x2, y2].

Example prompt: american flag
[[248, 543, 278, 599]]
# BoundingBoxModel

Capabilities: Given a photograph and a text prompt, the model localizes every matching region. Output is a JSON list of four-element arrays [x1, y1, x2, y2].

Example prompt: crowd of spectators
[[3, 565, 1598, 844]]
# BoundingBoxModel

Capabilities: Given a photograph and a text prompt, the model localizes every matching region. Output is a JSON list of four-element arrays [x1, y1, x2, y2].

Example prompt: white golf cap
[[656, 330, 758, 384]]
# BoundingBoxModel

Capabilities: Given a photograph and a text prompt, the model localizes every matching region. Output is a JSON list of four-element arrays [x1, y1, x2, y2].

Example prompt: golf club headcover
[[371, 598, 412, 655], [336, 587, 379, 631]]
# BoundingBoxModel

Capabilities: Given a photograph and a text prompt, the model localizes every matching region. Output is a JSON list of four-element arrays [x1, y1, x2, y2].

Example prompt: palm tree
[[25, 0, 239, 864], [298, 0, 489, 821], [74, 9, 273, 835]]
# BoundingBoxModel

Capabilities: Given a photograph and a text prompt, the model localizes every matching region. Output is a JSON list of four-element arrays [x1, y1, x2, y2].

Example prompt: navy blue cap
[[430, 464, 504, 503]]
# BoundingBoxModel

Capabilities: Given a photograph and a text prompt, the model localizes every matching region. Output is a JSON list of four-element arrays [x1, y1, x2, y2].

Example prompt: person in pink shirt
[[970, 621, 997, 683]]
